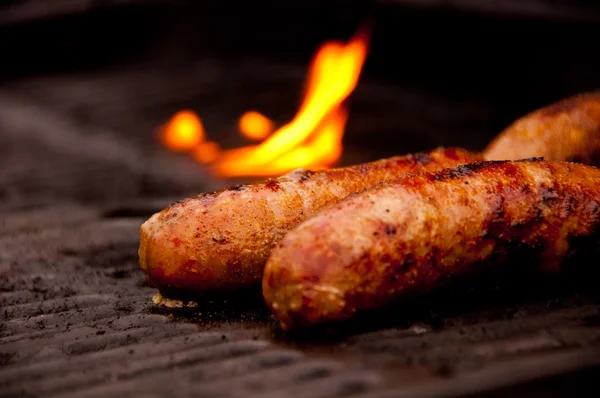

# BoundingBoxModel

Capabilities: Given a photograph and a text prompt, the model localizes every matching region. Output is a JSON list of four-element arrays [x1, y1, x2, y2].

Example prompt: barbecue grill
[[2, 1, 600, 397]]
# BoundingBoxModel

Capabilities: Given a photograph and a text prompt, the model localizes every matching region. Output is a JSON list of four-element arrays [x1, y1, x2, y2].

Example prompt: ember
[[159, 110, 204, 152], [158, 25, 370, 178], [238, 111, 274, 141]]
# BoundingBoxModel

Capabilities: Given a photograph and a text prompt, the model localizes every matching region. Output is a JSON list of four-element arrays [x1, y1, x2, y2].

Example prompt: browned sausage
[[138, 148, 480, 298], [483, 91, 600, 165], [262, 160, 600, 330]]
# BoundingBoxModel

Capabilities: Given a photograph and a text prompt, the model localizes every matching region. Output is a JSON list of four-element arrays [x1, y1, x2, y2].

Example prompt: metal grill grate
[[2, 200, 600, 398]]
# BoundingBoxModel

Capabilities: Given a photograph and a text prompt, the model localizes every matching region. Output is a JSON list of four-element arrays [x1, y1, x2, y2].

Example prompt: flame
[[192, 141, 220, 164], [230, 108, 348, 177], [214, 27, 369, 177], [239, 111, 275, 141], [158, 25, 369, 178], [159, 110, 204, 151]]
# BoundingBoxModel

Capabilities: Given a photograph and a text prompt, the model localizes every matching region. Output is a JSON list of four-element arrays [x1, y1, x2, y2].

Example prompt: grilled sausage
[[483, 91, 600, 165], [263, 160, 600, 330], [138, 148, 480, 298]]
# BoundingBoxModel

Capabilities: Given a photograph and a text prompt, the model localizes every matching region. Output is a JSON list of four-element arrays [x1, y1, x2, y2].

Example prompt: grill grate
[[2, 205, 600, 398]]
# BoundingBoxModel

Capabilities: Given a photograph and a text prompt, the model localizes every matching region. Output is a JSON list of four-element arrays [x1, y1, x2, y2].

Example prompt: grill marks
[[265, 160, 600, 331], [287, 168, 315, 183], [411, 152, 432, 166], [265, 180, 282, 191], [140, 148, 481, 297], [430, 159, 541, 183], [429, 160, 589, 265]]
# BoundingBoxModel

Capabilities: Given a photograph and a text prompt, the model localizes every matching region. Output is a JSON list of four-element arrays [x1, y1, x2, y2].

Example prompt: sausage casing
[[483, 91, 600, 165], [138, 148, 479, 298], [263, 160, 600, 330]]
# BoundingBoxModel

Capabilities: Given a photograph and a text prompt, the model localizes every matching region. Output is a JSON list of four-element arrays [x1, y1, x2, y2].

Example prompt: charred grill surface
[[2, 201, 600, 398]]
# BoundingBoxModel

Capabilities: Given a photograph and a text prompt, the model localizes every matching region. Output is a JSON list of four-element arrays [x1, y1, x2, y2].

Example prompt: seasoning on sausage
[[138, 148, 480, 298], [483, 91, 600, 165], [263, 160, 600, 330]]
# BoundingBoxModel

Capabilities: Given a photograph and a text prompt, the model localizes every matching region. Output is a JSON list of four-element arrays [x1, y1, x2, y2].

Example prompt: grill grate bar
[[0, 295, 154, 338], [245, 370, 382, 398], [1, 323, 200, 365], [193, 359, 346, 398], [5, 341, 273, 397], [1, 307, 120, 339], [53, 341, 272, 398], [1, 294, 116, 322], [0, 332, 224, 384], [355, 305, 600, 350], [358, 349, 600, 398]]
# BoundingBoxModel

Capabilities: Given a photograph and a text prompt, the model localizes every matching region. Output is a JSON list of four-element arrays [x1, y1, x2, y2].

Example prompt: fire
[[239, 111, 274, 141], [158, 26, 369, 178], [159, 110, 204, 152], [192, 141, 220, 164]]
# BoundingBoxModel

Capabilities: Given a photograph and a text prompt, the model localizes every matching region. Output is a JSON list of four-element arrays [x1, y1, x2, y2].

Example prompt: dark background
[[2, 0, 600, 166]]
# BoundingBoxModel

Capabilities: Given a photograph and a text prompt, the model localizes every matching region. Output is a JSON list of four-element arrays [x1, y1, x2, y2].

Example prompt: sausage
[[483, 91, 600, 165], [138, 148, 480, 298], [262, 160, 600, 330]]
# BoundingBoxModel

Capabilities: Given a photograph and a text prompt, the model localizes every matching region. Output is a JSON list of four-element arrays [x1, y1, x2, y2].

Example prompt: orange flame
[[160, 110, 205, 151], [158, 25, 369, 178], [230, 107, 348, 177], [239, 111, 275, 141], [192, 141, 220, 164]]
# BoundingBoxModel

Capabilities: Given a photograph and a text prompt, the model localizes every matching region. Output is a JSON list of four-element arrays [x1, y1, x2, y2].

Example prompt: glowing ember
[[192, 141, 221, 164], [239, 111, 275, 141], [158, 25, 369, 178], [159, 110, 204, 152]]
